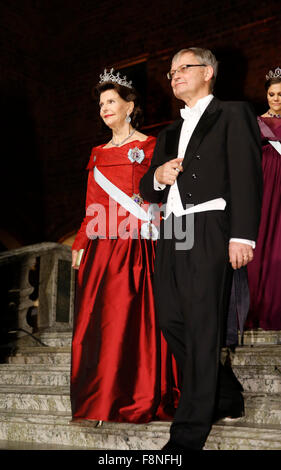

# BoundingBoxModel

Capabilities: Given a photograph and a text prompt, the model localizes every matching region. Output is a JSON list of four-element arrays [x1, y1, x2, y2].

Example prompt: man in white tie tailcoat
[[140, 47, 262, 451]]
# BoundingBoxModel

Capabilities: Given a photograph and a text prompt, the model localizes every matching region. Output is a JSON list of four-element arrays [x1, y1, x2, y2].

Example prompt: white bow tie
[[180, 106, 201, 121]]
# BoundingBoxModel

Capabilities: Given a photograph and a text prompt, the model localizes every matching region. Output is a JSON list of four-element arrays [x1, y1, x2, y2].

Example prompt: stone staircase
[[0, 330, 281, 450]]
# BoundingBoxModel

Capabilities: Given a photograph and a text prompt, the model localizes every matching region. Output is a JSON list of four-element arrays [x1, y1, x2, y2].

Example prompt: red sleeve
[[72, 172, 93, 250], [72, 150, 97, 251]]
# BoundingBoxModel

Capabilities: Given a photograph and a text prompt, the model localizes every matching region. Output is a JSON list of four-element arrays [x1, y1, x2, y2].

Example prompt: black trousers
[[154, 211, 243, 450]]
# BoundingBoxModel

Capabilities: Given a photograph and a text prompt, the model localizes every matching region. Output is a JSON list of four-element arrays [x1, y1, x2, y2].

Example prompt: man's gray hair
[[172, 47, 218, 89]]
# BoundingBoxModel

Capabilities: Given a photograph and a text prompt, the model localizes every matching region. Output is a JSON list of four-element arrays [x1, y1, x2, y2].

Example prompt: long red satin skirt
[[71, 237, 179, 423]]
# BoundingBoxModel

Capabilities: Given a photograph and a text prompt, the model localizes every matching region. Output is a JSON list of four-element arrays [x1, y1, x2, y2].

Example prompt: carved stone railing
[[0, 243, 75, 344]]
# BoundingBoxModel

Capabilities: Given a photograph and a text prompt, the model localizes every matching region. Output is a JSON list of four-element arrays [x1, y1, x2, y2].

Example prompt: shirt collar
[[180, 94, 214, 120]]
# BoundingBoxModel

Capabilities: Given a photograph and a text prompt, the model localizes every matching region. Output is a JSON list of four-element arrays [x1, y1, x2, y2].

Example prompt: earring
[[125, 114, 131, 123]]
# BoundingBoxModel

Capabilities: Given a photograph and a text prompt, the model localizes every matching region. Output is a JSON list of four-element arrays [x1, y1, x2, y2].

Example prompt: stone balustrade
[[0, 243, 75, 344]]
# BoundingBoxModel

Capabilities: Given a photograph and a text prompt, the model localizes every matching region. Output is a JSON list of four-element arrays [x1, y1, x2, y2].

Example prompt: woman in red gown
[[70, 70, 179, 424], [245, 69, 281, 330]]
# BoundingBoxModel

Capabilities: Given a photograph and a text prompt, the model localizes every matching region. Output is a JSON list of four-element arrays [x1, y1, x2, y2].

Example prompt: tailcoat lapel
[[182, 98, 222, 170], [165, 121, 183, 157]]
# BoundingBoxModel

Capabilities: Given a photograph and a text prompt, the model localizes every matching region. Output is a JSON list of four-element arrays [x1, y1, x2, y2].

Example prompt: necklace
[[111, 128, 136, 147], [268, 110, 281, 118]]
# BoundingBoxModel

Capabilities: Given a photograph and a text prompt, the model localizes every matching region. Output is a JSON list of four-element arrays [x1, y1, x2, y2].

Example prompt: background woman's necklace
[[111, 128, 135, 147], [268, 110, 281, 118]]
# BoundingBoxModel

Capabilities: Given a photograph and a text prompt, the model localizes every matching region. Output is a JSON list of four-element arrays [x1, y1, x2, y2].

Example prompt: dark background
[[0, 0, 280, 250]]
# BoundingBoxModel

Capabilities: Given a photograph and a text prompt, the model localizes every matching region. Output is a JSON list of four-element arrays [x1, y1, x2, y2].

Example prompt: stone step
[[38, 329, 281, 347], [233, 365, 281, 393], [206, 422, 281, 450], [37, 329, 281, 348], [224, 345, 281, 366], [241, 330, 281, 346], [0, 412, 280, 450], [34, 329, 281, 348], [15, 328, 281, 351], [0, 364, 70, 386], [0, 385, 71, 413], [0, 439, 98, 450], [0, 384, 280, 426], [7, 346, 71, 365], [0, 415, 169, 450], [38, 330, 278, 348], [241, 392, 281, 426], [7, 345, 281, 368], [1, 362, 281, 393], [38, 331, 73, 348], [0, 408, 71, 425]]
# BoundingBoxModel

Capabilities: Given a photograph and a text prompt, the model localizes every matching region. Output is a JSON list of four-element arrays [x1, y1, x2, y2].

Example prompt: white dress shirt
[[154, 94, 255, 247]]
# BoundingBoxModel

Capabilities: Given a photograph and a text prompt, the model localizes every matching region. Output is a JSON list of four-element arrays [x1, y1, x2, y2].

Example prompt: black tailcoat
[[140, 97, 262, 240]]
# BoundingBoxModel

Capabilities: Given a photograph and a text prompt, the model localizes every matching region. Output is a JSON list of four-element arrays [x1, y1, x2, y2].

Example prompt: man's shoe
[[162, 440, 184, 451], [162, 440, 200, 451], [213, 402, 244, 423]]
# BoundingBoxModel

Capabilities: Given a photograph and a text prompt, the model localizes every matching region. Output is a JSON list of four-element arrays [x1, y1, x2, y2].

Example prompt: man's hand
[[229, 242, 254, 270], [155, 158, 183, 185]]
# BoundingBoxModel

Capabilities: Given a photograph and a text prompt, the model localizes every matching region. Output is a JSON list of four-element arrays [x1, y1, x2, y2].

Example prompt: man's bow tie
[[180, 106, 201, 121]]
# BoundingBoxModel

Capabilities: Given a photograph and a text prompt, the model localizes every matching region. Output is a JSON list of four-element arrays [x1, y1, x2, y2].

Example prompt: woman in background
[[245, 67, 281, 330], [71, 69, 179, 424]]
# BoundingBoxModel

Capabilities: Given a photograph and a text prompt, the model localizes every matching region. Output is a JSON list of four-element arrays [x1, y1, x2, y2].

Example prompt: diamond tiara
[[99, 68, 133, 89], [266, 67, 281, 81]]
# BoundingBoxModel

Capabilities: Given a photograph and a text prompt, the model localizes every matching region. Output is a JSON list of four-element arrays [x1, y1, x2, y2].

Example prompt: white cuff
[[229, 238, 256, 249], [153, 173, 166, 191]]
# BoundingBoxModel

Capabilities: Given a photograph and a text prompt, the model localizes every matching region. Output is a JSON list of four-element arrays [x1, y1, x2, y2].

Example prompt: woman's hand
[[72, 250, 79, 270]]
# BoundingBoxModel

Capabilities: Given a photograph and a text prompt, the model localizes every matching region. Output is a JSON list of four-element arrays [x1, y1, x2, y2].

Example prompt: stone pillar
[[8, 255, 36, 336], [38, 245, 74, 332], [0, 243, 75, 343]]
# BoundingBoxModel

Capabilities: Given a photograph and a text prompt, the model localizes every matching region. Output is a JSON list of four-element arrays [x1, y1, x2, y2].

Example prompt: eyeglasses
[[167, 64, 206, 80]]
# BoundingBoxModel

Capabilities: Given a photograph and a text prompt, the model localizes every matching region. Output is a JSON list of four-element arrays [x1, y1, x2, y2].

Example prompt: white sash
[[269, 140, 281, 155], [94, 166, 158, 239]]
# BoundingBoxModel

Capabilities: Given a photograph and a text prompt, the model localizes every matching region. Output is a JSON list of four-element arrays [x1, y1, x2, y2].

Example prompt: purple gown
[[245, 116, 281, 330]]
